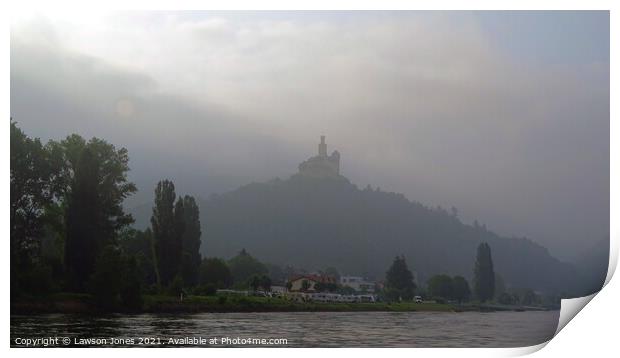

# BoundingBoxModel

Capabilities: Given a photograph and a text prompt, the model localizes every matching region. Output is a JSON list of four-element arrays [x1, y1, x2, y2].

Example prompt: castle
[[298, 136, 341, 178]]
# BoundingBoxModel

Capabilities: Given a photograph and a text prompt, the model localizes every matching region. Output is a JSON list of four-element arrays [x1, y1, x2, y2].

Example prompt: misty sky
[[10, 11, 609, 261]]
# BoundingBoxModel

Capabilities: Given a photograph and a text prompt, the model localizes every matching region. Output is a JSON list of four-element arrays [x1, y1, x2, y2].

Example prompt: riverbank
[[11, 293, 552, 315]]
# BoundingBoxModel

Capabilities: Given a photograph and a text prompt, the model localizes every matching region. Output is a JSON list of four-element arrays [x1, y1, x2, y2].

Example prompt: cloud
[[10, 12, 609, 259]]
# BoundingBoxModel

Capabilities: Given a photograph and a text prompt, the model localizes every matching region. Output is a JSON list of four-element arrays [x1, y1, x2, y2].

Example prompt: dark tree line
[[383, 244, 495, 304], [11, 120, 542, 309], [10, 120, 203, 308], [11, 120, 268, 305], [11, 120, 138, 298], [425, 243, 495, 304], [426, 274, 471, 303], [11, 121, 60, 289]]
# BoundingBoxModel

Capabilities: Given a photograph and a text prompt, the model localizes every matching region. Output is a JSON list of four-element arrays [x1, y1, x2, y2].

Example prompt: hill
[[569, 238, 609, 295], [129, 134, 603, 297], [195, 174, 584, 296]]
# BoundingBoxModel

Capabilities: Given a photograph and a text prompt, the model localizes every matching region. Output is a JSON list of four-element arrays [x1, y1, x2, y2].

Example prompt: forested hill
[[131, 174, 597, 296], [194, 174, 586, 296]]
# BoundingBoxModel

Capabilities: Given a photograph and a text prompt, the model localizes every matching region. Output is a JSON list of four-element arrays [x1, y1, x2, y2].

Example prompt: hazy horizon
[[10, 11, 609, 261]]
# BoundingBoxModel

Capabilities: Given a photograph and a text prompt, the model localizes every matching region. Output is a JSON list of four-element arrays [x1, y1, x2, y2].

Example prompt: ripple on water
[[11, 310, 560, 348]]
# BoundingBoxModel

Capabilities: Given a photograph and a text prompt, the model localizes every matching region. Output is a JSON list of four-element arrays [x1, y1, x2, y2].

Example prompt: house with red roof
[[287, 274, 337, 292]]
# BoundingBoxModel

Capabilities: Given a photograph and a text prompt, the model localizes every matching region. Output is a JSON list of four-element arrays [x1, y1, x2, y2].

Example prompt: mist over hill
[[131, 172, 604, 297], [129, 137, 606, 297], [202, 175, 584, 294], [569, 238, 609, 294]]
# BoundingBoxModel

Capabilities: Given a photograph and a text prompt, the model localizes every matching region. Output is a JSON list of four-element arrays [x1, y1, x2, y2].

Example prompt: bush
[[120, 256, 143, 310], [199, 258, 232, 288], [88, 246, 122, 310], [142, 284, 160, 295], [19, 264, 59, 296], [385, 288, 414, 302], [218, 295, 228, 305], [234, 296, 250, 305], [498, 292, 515, 305], [168, 275, 184, 296], [195, 284, 217, 296], [433, 297, 446, 304]]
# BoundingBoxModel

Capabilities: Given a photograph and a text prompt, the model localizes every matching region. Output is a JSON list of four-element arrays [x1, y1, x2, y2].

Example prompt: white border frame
[[2, 1, 616, 357]]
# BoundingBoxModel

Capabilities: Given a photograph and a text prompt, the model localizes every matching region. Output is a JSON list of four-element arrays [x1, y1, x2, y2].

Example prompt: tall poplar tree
[[474, 242, 495, 302], [151, 180, 185, 286], [173, 197, 186, 282], [179, 195, 202, 286]]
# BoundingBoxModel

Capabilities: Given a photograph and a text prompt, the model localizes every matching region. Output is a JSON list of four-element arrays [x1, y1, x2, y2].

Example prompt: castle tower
[[318, 135, 327, 157], [298, 136, 341, 178]]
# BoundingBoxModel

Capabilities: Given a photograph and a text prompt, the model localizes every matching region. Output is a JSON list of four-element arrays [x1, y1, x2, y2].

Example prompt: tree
[[10, 121, 61, 292], [385, 255, 416, 301], [88, 245, 123, 310], [195, 284, 217, 296], [474, 242, 495, 302], [56, 135, 135, 291], [11, 123, 136, 295], [10, 119, 58, 296], [266, 263, 286, 286], [179, 195, 202, 287], [498, 292, 515, 305], [301, 280, 311, 292], [228, 249, 268, 286], [427, 274, 453, 300], [55, 136, 136, 239], [249, 274, 261, 291], [120, 255, 143, 310], [119, 228, 158, 286], [452, 276, 471, 303], [151, 180, 183, 287], [169, 275, 184, 297], [65, 148, 102, 291], [520, 289, 540, 306], [494, 274, 506, 300], [10, 121, 45, 249], [260, 275, 272, 292], [199, 257, 232, 288], [324, 267, 340, 282]]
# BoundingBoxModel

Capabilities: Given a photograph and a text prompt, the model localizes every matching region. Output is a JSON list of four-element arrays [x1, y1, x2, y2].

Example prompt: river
[[11, 310, 559, 348]]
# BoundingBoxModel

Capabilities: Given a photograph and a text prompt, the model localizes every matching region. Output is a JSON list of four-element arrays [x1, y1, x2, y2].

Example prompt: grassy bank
[[12, 293, 552, 315], [142, 295, 455, 313], [12, 293, 455, 314]]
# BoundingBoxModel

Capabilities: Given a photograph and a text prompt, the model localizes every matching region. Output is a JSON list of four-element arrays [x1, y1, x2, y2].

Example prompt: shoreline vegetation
[[11, 122, 565, 316], [12, 293, 554, 315]]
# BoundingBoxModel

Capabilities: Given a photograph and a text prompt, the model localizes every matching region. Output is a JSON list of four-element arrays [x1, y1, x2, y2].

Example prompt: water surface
[[11, 311, 560, 348]]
